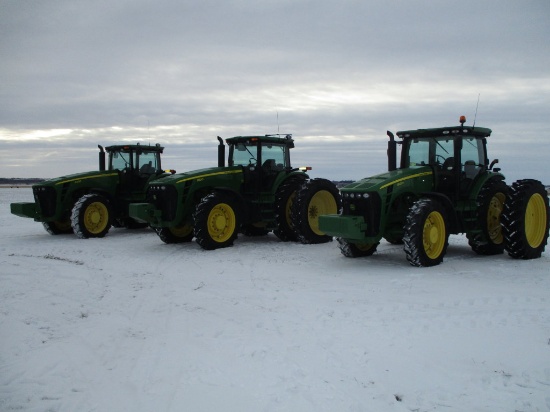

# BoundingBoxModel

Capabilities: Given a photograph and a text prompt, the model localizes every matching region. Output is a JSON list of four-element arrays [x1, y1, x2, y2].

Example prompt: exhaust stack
[[387, 131, 397, 171], [217, 136, 225, 167], [98, 145, 105, 171]]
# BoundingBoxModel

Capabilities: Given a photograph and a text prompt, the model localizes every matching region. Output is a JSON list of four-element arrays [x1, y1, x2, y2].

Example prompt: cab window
[[261, 144, 287, 171], [232, 143, 257, 166]]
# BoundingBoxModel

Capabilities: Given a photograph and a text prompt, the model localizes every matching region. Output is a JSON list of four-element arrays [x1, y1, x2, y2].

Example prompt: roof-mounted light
[[460, 115, 466, 126]]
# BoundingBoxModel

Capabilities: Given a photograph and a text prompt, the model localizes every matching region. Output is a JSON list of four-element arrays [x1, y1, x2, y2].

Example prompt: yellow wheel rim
[[307, 190, 337, 235], [525, 193, 547, 248], [170, 223, 193, 238], [207, 203, 236, 243], [83, 201, 109, 234], [487, 192, 506, 244], [285, 191, 297, 227], [423, 211, 446, 259]]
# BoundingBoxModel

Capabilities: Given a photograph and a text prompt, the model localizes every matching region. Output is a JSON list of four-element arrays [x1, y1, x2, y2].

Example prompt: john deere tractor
[[129, 134, 340, 250], [318, 117, 549, 267], [10, 143, 173, 238]]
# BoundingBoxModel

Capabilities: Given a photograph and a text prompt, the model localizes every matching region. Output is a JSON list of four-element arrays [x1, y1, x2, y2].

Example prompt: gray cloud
[[1, 0, 549, 183]]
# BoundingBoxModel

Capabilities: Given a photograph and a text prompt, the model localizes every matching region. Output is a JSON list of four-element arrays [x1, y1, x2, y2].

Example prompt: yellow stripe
[[55, 172, 119, 185], [379, 171, 432, 189], [176, 169, 242, 184]]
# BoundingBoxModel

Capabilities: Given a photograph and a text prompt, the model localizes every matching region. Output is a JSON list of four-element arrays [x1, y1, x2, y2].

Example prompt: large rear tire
[[403, 198, 449, 267], [290, 178, 341, 244], [156, 224, 194, 244], [71, 194, 112, 239], [467, 178, 508, 255], [194, 192, 240, 250], [273, 177, 306, 241], [502, 179, 549, 259]]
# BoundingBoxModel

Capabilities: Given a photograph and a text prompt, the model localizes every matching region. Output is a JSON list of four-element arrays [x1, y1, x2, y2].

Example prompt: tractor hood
[[32, 170, 120, 188], [341, 166, 434, 193], [148, 166, 244, 187]]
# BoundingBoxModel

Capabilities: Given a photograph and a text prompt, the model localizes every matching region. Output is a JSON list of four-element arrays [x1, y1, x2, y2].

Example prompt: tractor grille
[[342, 191, 382, 236], [147, 185, 178, 221], [33, 186, 57, 218]]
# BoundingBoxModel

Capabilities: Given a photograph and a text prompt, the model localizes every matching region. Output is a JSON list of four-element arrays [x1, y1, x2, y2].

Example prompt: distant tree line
[[0, 178, 45, 185], [333, 180, 355, 188]]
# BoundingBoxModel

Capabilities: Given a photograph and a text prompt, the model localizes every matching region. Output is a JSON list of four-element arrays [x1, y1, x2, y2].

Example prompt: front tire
[[156, 224, 194, 244], [42, 218, 73, 235], [502, 179, 549, 259], [403, 198, 449, 267], [71, 194, 112, 239], [338, 238, 379, 257], [194, 192, 240, 250], [290, 178, 341, 244]]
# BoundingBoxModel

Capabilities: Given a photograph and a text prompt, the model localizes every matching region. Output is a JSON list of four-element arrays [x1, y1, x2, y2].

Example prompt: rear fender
[[468, 172, 506, 201]]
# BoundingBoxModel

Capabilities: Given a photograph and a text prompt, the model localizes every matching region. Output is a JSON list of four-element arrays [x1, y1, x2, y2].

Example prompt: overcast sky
[[1, 0, 549, 183]]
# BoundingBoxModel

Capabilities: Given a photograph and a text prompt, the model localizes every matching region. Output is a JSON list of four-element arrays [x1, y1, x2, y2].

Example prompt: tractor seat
[[262, 159, 276, 173], [140, 161, 155, 174], [463, 160, 479, 179], [442, 157, 454, 171]]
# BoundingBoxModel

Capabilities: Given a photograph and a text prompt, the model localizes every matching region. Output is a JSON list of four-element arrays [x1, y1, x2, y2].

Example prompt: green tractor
[[10, 143, 173, 238], [129, 134, 341, 250], [319, 116, 549, 267]]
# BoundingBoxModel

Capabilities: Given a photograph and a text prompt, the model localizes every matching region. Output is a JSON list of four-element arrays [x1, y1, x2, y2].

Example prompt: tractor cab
[[225, 134, 294, 193], [396, 117, 493, 200], [101, 143, 165, 192]]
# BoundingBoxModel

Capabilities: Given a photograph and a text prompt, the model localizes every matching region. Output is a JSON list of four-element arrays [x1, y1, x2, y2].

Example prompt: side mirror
[[489, 159, 499, 170]]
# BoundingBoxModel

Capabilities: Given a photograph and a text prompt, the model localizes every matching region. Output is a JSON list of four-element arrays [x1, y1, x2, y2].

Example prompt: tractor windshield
[[231, 141, 288, 170], [110, 149, 161, 173], [405, 136, 485, 176], [233, 143, 257, 166], [261, 144, 287, 171], [111, 151, 131, 170], [406, 137, 454, 168], [137, 150, 160, 174]]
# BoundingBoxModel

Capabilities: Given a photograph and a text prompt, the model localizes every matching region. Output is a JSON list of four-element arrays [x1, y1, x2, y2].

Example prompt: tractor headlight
[[343, 192, 370, 199]]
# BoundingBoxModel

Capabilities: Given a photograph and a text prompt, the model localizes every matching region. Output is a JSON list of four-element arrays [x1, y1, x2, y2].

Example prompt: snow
[[1, 187, 549, 412]]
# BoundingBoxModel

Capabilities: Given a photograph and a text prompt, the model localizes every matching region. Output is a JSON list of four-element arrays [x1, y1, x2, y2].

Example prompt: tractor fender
[[272, 171, 309, 193], [209, 187, 245, 214], [469, 173, 506, 200], [80, 188, 114, 205], [210, 186, 243, 201], [418, 191, 460, 233]]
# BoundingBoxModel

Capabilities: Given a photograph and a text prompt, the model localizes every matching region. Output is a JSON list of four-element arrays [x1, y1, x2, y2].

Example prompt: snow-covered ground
[[1, 187, 549, 412]]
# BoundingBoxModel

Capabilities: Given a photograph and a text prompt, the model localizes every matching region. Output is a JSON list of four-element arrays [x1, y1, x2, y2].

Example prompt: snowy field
[[1, 187, 549, 412]]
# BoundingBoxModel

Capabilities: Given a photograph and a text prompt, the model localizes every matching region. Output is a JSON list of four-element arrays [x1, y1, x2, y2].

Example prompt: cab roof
[[396, 126, 492, 139], [225, 134, 294, 147], [105, 143, 164, 153]]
